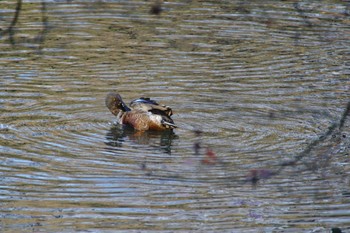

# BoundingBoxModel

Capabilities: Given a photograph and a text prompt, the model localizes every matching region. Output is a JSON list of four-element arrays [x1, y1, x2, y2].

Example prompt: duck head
[[105, 92, 131, 116]]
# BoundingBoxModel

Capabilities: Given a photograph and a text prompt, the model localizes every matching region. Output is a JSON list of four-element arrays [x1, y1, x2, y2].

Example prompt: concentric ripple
[[1, 0, 349, 232]]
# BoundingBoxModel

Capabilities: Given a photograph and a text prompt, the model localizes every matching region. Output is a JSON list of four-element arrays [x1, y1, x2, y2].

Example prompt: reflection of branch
[[242, 100, 350, 186], [1, 0, 48, 48], [1, 0, 22, 44], [339, 101, 350, 130], [140, 100, 350, 186], [345, 4, 350, 16], [36, 1, 49, 52], [293, 2, 313, 27], [275, 100, 350, 175], [150, 0, 163, 15]]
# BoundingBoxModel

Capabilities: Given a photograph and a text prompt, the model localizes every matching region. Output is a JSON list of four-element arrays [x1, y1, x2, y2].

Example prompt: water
[[1, 1, 349, 232]]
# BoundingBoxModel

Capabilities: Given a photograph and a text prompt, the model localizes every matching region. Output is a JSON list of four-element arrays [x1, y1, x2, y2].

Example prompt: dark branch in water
[[243, 100, 350, 186], [1, 0, 48, 48], [150, 0, 163, 15], [293, 2, 313, 27], [339, 101, 350, 130], [140, 101, 350, 186], [1, 0, 22, 44], [275, 100, 350, 175], [36, 1, 49, 52]]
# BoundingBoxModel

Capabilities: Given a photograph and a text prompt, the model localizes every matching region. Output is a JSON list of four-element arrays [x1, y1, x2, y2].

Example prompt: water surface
[[1, 1, 350, 232]]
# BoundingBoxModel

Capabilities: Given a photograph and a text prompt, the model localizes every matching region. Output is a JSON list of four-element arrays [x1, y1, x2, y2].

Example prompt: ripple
[[1, 0, 349, 232]]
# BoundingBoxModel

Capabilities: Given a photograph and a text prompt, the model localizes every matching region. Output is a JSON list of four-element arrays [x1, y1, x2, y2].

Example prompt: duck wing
[[130, 97, 159, 106], [130, 97, 173, 117]]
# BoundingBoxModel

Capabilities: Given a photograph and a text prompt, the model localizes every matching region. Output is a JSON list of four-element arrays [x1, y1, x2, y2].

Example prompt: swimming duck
[[105, 92, 177, 131]]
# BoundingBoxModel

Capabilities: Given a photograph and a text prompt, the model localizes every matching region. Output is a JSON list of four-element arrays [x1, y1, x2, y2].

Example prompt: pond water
[[1, 0, 350, 232]]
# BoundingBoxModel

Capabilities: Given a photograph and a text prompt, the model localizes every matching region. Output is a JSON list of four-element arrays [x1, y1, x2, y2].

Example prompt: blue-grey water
[[1, 1, 349, 232]]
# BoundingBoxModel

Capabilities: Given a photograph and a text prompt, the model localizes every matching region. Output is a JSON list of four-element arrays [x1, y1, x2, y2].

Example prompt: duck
[[105, 92, 177, 131]]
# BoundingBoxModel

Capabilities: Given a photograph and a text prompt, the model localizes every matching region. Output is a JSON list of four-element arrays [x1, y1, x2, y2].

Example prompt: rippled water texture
[[1, 1, 350, 232]]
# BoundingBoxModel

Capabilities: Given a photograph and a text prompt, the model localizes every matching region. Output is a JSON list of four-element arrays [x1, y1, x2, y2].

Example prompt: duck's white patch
[[149, 113, 162, 123], [117, 111, 125, 124]]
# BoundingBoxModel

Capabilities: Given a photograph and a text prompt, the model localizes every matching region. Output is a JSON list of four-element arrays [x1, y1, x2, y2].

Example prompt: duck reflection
[[105, 125, 178, 154]]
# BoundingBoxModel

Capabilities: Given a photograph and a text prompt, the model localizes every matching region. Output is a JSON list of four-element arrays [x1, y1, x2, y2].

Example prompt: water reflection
[[1, 0, 349, 232], [105, 124, 178, 154]]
